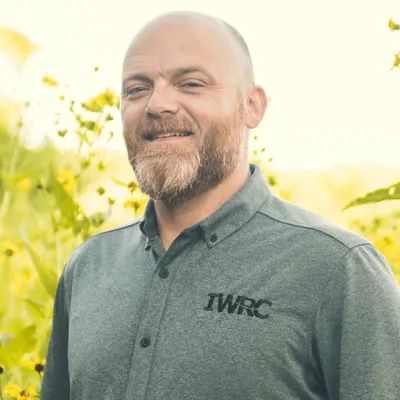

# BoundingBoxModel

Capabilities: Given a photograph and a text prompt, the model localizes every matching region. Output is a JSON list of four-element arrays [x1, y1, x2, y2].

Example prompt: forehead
[[123, 18, 241, 82]]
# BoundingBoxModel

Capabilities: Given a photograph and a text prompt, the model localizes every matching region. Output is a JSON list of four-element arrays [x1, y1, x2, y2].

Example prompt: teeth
[[154, 132, 189, 139]]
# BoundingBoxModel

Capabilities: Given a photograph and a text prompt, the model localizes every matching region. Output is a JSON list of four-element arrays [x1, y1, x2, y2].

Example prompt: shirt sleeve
[[41, 269, 70, 400], [315, 243, 400, 400]]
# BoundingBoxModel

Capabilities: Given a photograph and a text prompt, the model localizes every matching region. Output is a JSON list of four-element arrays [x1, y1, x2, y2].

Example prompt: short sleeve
[[315, 244, 400, 399]]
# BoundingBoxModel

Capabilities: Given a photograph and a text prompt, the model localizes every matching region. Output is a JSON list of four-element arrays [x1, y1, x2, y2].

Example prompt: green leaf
[[57, 129, 68, 138], [96, 186, 106, 196], [19, 226, 58, 298], [9, 324, 37, 354], [83, 120, 96, 130], [391, 52, 400, 70], [343, 181, 400, 210], [49, 169, 80, 222], [24, 298, 46, 319], [111, 177, 127, 186], [0, 336, 19, 367], [388, 18, 400, 31]]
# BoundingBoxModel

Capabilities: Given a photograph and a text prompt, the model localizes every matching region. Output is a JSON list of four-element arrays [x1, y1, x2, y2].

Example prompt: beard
[[124, 101, 246, 208]]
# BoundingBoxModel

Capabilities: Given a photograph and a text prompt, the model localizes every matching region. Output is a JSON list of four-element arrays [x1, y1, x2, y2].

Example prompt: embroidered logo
[[204, 293, 272, 319]]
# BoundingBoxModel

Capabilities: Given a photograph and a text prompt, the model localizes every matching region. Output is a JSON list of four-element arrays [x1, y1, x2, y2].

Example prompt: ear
[[244, 85, 268, 129]]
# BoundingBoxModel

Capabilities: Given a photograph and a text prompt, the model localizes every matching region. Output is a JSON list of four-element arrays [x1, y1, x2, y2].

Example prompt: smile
[[146, 131, 193, 141]]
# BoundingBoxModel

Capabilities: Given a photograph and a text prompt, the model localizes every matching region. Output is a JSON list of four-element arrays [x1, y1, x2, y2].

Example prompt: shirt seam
[[257, 208, 366, 250], [70, 217, 142, 255]]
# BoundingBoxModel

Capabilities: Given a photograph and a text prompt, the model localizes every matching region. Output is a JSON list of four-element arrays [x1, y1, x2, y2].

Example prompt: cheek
[[121, 101, 144, 131], [192, 96, 237, 122]]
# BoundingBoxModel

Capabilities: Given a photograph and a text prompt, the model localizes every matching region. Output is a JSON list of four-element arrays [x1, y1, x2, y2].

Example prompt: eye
[[182, 81, 203, 88], [124, 87, 149, 97]]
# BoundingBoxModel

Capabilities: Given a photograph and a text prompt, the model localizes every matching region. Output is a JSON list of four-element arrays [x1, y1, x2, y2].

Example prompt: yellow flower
[[81, 88, 119, 112], [57, 168, 74, 182], [16, 178, 32, 191], [20, 355, 46, 377], [63, 180, 74, 193], [57, 168, 75, 192], [42, 75, 58, 86], [124, 198, 147, 215], [3, 383, 37, 399], [1, 241, 19, 257], [3, 384, 21, 397], [124, 200, 135, 208]]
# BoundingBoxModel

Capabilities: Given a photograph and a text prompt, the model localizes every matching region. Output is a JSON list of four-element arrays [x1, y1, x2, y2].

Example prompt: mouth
[[145, 131, 193, 141]]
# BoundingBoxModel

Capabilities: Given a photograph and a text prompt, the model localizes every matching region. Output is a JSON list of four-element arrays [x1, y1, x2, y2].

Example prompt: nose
[[145, 85, 179, 117]]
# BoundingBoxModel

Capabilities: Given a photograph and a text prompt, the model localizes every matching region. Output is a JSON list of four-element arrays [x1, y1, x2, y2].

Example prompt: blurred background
[[0, 0, 399, 397]]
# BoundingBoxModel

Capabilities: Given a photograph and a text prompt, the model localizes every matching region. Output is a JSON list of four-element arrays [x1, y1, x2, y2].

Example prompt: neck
[[154, 162, 251, 250]]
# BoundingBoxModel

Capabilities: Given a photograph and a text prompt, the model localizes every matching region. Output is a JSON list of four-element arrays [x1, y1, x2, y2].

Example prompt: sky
[[1, 0, 400, 171]]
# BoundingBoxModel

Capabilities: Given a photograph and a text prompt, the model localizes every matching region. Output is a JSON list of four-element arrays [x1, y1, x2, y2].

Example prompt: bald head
[[120, 11, 267, 206], [123, 11, 254, 88]]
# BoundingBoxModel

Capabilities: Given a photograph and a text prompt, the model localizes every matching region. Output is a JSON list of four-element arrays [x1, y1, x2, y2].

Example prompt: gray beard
[[130, 131, 244, 207], [124, 101, 246, 207]]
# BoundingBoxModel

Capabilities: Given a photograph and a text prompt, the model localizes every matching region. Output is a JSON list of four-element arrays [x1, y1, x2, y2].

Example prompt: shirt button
[[159, 269, 169, 278], [209, 233, 218, 243], [140, 336, 151, 348]]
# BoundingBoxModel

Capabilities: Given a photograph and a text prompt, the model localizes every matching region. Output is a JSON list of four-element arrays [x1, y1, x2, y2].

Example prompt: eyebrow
[[122, 66, 216, 89], [122, 73, 153, 88], [170, 66, 215, 83]]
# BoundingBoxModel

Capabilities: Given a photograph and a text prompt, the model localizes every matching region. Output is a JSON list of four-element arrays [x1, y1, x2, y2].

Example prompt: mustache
[[135, 116, 198, 139]]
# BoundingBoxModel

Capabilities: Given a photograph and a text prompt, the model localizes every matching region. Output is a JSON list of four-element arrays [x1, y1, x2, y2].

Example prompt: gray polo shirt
[[41, 163, 400, 400]]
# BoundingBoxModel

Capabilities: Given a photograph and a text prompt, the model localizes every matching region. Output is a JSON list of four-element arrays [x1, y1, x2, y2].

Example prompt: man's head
[[121, 11, 267, 207]]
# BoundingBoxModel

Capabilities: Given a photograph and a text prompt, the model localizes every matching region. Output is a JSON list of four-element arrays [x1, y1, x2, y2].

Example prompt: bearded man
[[42, 11, 400, 400]]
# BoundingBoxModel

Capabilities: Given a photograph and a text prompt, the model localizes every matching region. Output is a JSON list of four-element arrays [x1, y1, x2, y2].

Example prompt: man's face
[[121, 18, 248, 207]]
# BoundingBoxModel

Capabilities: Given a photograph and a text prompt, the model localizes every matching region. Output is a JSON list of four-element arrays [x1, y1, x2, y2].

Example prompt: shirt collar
[[139, 163, 272, 247]]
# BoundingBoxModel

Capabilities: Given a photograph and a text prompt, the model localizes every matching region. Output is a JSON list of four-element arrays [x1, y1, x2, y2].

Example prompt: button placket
[[124, 237, 196, 399]]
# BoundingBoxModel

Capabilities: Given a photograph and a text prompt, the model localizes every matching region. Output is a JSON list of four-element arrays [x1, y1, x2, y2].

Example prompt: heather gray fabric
[[41, 163, 400, 400]]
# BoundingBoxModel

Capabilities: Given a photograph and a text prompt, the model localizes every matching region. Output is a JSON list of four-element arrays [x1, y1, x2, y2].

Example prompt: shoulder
[[64, 218, 142, 271], [256, 195, 370, 250]]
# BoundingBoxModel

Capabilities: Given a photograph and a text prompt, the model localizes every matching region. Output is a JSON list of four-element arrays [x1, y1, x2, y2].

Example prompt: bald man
[[42, 11, 400, 400]]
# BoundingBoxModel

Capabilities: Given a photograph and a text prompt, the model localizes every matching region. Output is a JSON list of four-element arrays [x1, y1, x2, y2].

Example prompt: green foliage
[[388, 18, 400, 32], [0, 74, 140, 397], [343, 182, 400, 210], [388, 18, 400, 70], [348, 211, 400, 282], [346, 18, 399, 208]]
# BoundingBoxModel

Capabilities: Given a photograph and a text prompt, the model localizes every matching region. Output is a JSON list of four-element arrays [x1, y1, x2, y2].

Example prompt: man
[[41, 11, 400, 400]]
